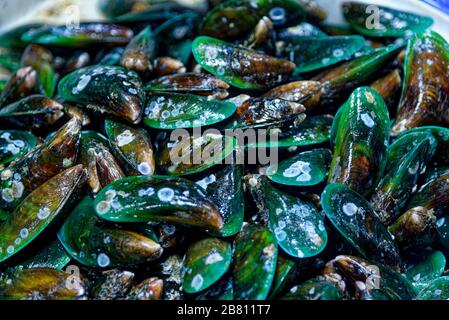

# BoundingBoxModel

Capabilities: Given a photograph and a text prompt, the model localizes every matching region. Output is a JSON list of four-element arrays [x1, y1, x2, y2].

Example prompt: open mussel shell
[[326, 255, 416, 300], [0, 130, 37, 168], [192, 36, 295, 90], [200, 0, 305, 40], [342, 1, 433, 38], [0, 117, 81, 212], [281, 276, 341, 300], [0, 165, 85, 262], [182, 238, 232, 294], [58, 66, 145, 124], [195, 165, 244, 237], [246, 175, 327, 258], [321, 184, 402, 269], [278, 35, 365, 74], [328, 87, 390, 197], [143, 92, 236, 129], [233, 223, 277, 300], [370, 134, 436, 225], [21, 23, 134, 47], [392, 31, 449, 135], [267, 148, 331, 187], [0, 268, 86, 300], [94, 175, 223, 232], [105, 118, 155, 176], [156, 132, 235, 176], [58, 197, 162, 268], [145, 72, 230, 99]]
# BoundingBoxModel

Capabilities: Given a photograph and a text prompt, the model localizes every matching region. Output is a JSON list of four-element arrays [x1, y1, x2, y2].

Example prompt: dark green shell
[[281, 277, 341, 300], [0, 131, 37, 168], [233, 223, 277, 300], [416, 276, 449, 300], [182, 238, 232, 293], [143, 92, 236, 129], [196, 165, 244, 237], [370, 134, 436, 225], [278, 35, 365, 74], [21, 23, 133, 47], [321, 184, 401, 269], [93, 175, 223, 232], [267, 148, 331, 187], [248, 115, 332, 148], [200, 0, 305, 40], [405, 250, 446, 290], [343, 1, 433, 38], [58, 66, 145, 124], [58, 197, 162, 268]]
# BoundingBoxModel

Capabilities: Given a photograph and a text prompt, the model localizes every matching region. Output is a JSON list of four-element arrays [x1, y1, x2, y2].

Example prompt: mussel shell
[[21, 23, 134, 47], [0, 130, 37, 168], [342, 1, 433, 37], [281, 277, 341, 300], [0, 117, 81, 211], [156, 132, 235, 176], [145, 72, 229, 99], [58, 197, 163, 268], [105, 118, 155, 176], [278, 35, 365, 74], [328, 87, 390, 197], [192, 36, 295, 90], [0, 165, 85, 262], [143, 92, 236, 129], [0, 268, 85, 300], [321, 184, 402, 269], [267, 148, 331, 187], [416, 276, 449, 300], [94, 175, 223, 232], [58, 66, 145, 124], [370, 134, 436, 225], [391, 32, 449, 135], [195, 165, 244, 237], [0, 95, 64, 129], [182, 238, 232, 293], [233, 223, 277, 300]]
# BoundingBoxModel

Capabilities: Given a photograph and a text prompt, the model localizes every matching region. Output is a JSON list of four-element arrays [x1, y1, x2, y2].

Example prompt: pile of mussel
[[0, 0, 449, 300]]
